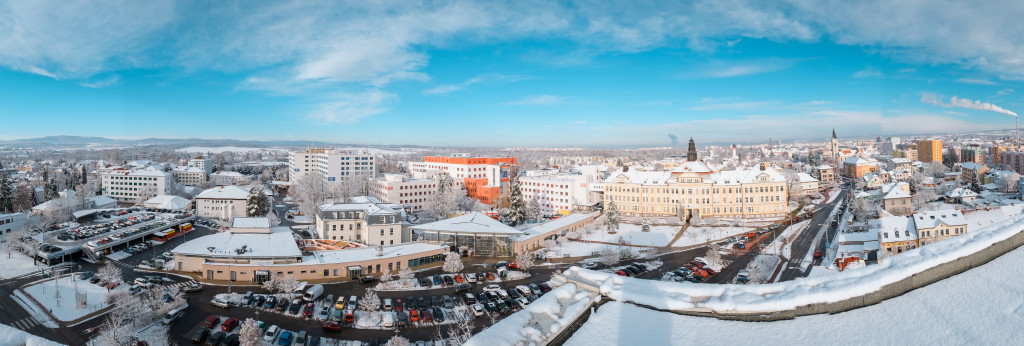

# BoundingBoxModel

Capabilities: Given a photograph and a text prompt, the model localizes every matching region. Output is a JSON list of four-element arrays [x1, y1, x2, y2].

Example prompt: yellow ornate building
[[602, 162, 788, 220]]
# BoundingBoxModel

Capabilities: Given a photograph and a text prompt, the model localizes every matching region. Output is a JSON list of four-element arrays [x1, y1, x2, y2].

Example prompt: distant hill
[[0, 135, 433, 150]]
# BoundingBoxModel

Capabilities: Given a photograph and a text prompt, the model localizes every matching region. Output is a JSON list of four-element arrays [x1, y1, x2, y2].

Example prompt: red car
[[814, 250, 822, 258], [614, 270, 628, 276], [344, 309, 355, 324], [302, 303, 315, 318], [454, 274, 463, 283], [421, 309, 434, 323], [394, 299, 403, 312], [508, 261, 519, 269], [486, 272, 496, 281], [323, 321, 342, 332], [220, 318, 239, 332], [410, 309, 419, 322], [202, 315, 220, 328]]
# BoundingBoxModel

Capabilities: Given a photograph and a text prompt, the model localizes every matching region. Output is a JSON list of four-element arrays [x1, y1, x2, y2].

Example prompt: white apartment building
[[172, 166, 206, 186], [407, 155, 518, 205], [210, 171, 252, 186], [188, 156, 213, 175], [372, 173, 438, 212], [519, 170, 595, 216], [289, 147, 376, 182], [314, 196, 408, 246], [0, 212, 28, 241], [101, 167, 172, 202], [195, 185, 250, 220]]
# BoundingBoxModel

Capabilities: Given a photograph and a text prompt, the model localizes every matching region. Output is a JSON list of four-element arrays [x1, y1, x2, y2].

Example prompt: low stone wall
[[670, 227, 1024, 322]]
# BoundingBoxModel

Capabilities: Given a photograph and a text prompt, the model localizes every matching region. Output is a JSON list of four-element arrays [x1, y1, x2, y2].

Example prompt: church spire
[[687, 137, 697, 162], [832, 129, 837, 139]]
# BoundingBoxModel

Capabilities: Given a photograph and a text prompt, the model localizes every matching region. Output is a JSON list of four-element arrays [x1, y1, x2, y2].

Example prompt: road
[[777, 185, 848, 281]]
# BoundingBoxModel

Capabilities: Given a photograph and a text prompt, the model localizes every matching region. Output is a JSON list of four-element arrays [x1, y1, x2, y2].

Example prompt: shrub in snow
[[504, 271, 531, 281], [385, 336, 411, 346]]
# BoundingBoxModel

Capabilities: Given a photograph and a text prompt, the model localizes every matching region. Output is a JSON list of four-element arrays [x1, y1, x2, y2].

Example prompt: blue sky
[[1, 1, 1023, 147]]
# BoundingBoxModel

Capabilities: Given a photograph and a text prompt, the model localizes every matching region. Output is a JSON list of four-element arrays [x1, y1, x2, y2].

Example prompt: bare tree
[[358, 290, 380, 311], [597, 246, 618, 266], [96, 261, 123, 291], [514, 250, 535, 271], [239, 318, 261, 346]]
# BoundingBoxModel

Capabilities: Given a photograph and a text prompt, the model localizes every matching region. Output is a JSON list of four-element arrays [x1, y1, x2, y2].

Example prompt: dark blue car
[[432, 274, 441, 285], [278, 331, 293, 345]]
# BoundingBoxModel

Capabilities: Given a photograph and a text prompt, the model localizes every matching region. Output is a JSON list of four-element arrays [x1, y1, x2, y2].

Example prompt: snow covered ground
[[0, 250, 48, 279], [566, 242, 1024, 345], [23, 274, 126, 322], [0, 322, 63, 346], [558, 204, 1024, 313], [580, 223, 681, 247], [674, 225, 754, 248], [466, 283, 596, 346]]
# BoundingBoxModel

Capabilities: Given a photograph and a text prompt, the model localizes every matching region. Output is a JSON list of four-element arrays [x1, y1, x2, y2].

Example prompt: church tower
[[830, 129, 840, 164], [687, 137, 698, 162]]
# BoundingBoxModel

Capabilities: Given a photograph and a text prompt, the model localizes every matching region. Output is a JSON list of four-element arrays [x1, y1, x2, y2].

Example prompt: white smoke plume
[[922, 94, 1017, 117]]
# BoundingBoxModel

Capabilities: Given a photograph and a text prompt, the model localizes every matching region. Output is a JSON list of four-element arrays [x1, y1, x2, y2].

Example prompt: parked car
[[302, 302, 315, 317], [185, 282, 203, 292], [331, 309, 343, 322], [277, 331, 293, 346], [265, 296, 277, 309], [454, 283, 471, 293], [323, 321, 342, 333], [433, 307, 445, 322], [394, 298, 404, 312], [814, 250, 823, 258], [582, 262, 598, 269], [161, 307, 184, 325], [529, 283, 542, 295], [205, 331, 226, 346], [421, 309, 433, 323], [442, 275, 454, 285], [537, 283, 552, 292], [288, 300, 303, 315], [432, 274, 441, 285], [442, 295, 455, 309], [191, 328, 210, 343], [295, 331, 308, 346], [465, 273, 477, 283], [344, 309, 355, 324], [202, 315, 220, 328], [211, 298, 231, 309], [483, 284, 501, 292], [464, 293, 476, 304], [335, 296, 347, 310], [317, 306, 331, 320], [410, 308, 420, 322], [360, 276, 377, 284], [263, 325, 280, 342]]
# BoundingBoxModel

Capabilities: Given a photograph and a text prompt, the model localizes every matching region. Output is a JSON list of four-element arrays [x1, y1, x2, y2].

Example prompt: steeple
[[832, 129, 837, 139], [687, 137, 697, 162]]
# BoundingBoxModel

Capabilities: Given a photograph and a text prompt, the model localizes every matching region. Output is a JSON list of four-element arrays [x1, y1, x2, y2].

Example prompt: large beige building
[[101, 167, 172, 202], [371, 173, 438, 213], [196, 185, 250, 220], [602, 162, 788, 220], [314, 196, 409, 246]]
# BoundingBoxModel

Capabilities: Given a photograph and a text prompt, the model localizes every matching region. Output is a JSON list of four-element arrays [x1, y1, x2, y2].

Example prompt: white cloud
[[699, 58, 800, 78], [309, 89, 396, 124], [922, 93, 1017, 117], [996, 88, 1014, 96], [571, 120, 587, 125], [424, 73, 532, 95], [853, 67, 883, 78], [956, 78, 996, 85], [686, 99, 781, 111], [798, 100, 834, 106], [502, 95, 565, 106], [77, 75, 120, 88]]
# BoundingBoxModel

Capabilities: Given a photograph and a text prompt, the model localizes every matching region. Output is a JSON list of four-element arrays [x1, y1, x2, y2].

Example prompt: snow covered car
[[184, 282, 203, 292], [471, 303, 485, 317], [211, 298, 232, 308]]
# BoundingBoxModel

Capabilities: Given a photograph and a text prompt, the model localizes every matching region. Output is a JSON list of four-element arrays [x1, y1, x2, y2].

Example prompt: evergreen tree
[[0, 171, 13, 213], [245, 185, 270, 217], [506, 178, 526, 225], [640, 218, 650, 232], [969, 181, 982, 194], [81, 166, 88, 185], [604, 200, 620, 231]]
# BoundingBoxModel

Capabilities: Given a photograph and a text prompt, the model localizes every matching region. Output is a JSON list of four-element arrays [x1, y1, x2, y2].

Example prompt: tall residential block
[[918, 140, 943, 164]]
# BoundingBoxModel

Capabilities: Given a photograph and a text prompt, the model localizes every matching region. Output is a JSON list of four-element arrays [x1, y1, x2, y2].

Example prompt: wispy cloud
[[424, 73, 533, 95], [78, 75, 120, 88], [996, 88, 1014, 96], [685, 98, 781, 111], [503, 94, 569, 105], [309, 89, 396, 124], [798, 100, 834, 106], [571, 120, 587, 125], [853, 67, 883, 78], [956, 78, 996, 85], [701, 58, 799, 78], [922, 93, 1017, 117]]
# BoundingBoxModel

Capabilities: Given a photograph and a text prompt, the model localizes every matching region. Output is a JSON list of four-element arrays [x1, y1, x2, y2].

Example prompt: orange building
[[918, 139, 943, 164], [411, 156, 519, 205]]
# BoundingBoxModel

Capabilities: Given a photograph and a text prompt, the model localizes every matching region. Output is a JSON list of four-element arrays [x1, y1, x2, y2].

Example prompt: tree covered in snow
[[506, 179, 527, 226], [526, 194, 541, 222], [261, 274, 299, 294], [135, 185, 159, 206], [445, 312, 475, 344], [385, 335, 411, 346], [94, 312, 134, 346], [0, 170, 13, 213], [743, 254, 781, 284], [293, 173, 331, 222], [4, 226, 32, 259], [425, 174, 459, 219], [541, 239, 557, 251], [597, 246, 618, 266], [398, 267, 415, 281], [514, 250, 536, 271], [565, 230, 581, 240], [998, 172, 1021, 193], [443, 251, 464, 273], [239, 318, 261, 346], [97, 261, 123, 291], [379, 268, 393, 283], [703, 243, 727, 270], [912, 186, 938, 210], [358, 289, 380, 311], [604, 200, 619, 232], [246, 184, 270, 217], [640, 218, 651, 232]]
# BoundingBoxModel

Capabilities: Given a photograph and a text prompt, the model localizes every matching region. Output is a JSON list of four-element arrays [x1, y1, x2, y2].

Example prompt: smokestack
[[668, 133, 679, 146]]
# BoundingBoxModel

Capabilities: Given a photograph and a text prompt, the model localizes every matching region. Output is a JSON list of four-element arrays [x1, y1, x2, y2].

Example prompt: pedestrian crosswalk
[[110, 259, 135, 270], [11, 317, 40, 330]]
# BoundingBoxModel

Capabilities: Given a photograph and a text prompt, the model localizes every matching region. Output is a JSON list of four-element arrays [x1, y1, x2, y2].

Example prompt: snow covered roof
[[960, 162, 986, 171], [889, 158, 911, 163], [796, 172, 817, 183], [515, 213, 597, 242], [981, 183, 1000, 191], [843, 157, 873, 165], [89, 195, 117, 206], [349, 196, 383, 204], [171, 228, 300, 258], [232, 217, 271, 229], [211, 171, 244, 177], [144, 195, 191, 210], [173, 166, 205, 173], [671, 161, 714, 174], [105, 166, 170, 178], [196, 185, 249, 200], [945, 187, 979, 199], [308, 242, 447, 264], [413, 212, 524, 235], [913, 209, 967, 229], [883, 186, 911, 199], [707, 168, 785, 185], [871, 216, 918, 241], [319, 202, 397, 216], [814, 165, 833, 170], [604, 168, 672, 185]]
